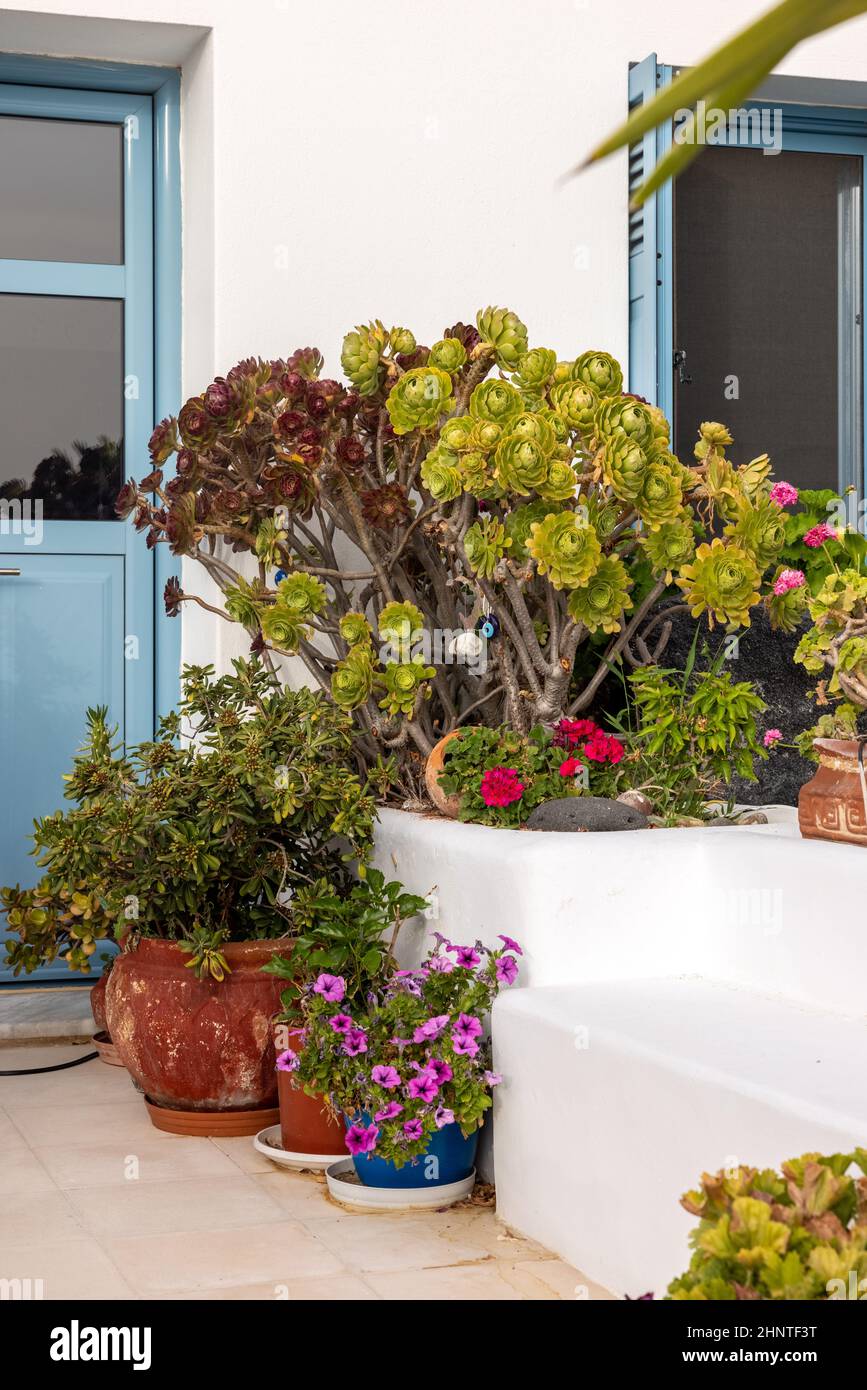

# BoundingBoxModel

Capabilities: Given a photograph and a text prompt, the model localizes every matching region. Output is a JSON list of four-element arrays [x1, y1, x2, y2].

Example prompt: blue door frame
[[0, 57, 181, 980], [628, 57, 867, 497]]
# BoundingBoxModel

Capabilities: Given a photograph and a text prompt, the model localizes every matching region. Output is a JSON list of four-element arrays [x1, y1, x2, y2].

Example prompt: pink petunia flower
[[480, 766, 525, 808], [763, 729, 782, 748], [407, 1073, 439, 1103], [496, 955, 519, 985], [328, 1013, 353, 1034], [452, 1032, 480, 1058], [434, 1106, 455, 1128], [412, 1014, 449, 1043], [374, 1101, 404, 1122], [403, 1119, 424, 1141], [769, 481, 799, 508], [498, 935, 523, 956], [451, 945, 481, 969], [428, 955, 454, 974], [426, 1058, 453, 1085], [276, 1049, 299, 1072], [345, 1122, 378, 1156], [313, 973, 346, 1003], [371, 1064, 401, 1090], [484, 1070, 503, 1087], [341, 1028, 368, 1057], [773, 568, 806, 597], [454, 1013, 483, 1039], [804, 522, 839, 548]]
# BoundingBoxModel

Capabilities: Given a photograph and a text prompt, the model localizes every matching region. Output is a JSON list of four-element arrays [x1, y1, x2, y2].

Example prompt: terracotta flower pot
[[105, 936, 291, 1111], [798, 738, 867, 847], [424, 730, 463, 818], [275, 1045, 346, 1161], [89, 972, 109, 1035]]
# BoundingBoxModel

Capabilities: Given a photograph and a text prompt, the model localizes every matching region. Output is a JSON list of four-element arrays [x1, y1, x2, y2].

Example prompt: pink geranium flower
[[559, 757, 584, 778], [763, 729, 782, 748], [371, 1064, 401, 1090], [480, 766, 525, 808], [345, 1122, 378, 1156], [804, 522, 838, 548], [769, 481, 799, 507], [773, 568, 806, 597], [553, 718, 598, 748], [313, 973, 346, 1003]]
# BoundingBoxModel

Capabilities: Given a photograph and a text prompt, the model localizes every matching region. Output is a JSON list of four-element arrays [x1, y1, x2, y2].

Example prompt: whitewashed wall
[[5, 0, 867, 671]]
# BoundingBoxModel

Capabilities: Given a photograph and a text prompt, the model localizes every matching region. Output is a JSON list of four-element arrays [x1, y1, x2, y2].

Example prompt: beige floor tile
[[105, 1220, 344, 1294], [7, 1099, 152, 1149], [67, 1174, 288, 1238], [365, 1262, 543, 1300], [0, 1043, 95, 1070], [207, 1134, 276, 1174], [303, 1211, 502, 1274], [0, 1238, 136, 1300], [1, 1191, 87, 1247], [35, 1134, 245, 1189], [158, 1273, 379, 1301], [0, 1058, 134, 1108], [505, 1258, 617, 1300], [0, 1110, 29, 1153], [252, 1169, 335, 1219], [0, 1143, 58, 1195]]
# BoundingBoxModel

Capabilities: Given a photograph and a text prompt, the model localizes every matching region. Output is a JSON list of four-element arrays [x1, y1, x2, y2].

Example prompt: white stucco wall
[[5, 0, 867, 670]]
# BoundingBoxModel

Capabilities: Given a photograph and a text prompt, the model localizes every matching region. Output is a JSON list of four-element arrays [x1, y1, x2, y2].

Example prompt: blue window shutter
[[627, 55, 673, 420]]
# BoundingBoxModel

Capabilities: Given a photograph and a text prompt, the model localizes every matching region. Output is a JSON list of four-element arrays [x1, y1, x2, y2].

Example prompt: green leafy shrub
[[0, 660, 378, 977], [668, 1152, 867, 1301]]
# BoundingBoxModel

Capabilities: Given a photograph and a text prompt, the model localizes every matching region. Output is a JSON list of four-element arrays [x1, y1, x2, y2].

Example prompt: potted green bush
[[0, 659, 377, 1133]]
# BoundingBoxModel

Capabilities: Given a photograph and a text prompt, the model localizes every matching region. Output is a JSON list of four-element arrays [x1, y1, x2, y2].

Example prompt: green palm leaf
[[571, 0, 867, 204]]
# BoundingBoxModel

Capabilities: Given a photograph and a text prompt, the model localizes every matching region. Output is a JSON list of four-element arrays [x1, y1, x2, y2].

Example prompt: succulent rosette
[[676, 538, 762, 628], [468, 418, 504, 453], [504, 500, 555, 562], [178, 396, 219, 451], [341, 321, 388, 397], [724, 496, 787, 570], [379, 661, 436, 718], [601, 432, 648, 501], [572, 350, 623, 397], [361, 483, 414, 530], [693, 420, 733, 461], [224, 577, 267, 629], [428, 338, 468, 374], [527, 510, 602, 590], [439, 415, 475, 451], [594, 396, 655, 450], [148, 416, 179, 465], [509, 411, 557, 455], [464, 517, 511, 580], [378, 601, 425, 649], [764, 569, 809, 634], [277, 572, 326, 620], [469, 379, 524, 429], [260, 603, 303, 651], [494, 434, 550, 495], [646, 403, 671, 447], [459, 451, 501, 499], [538, 407, 571, 446], [537, 458, 579, 502], [738, 452, 773, 502], [390, 326, 417, 356], [203, 374, 254, 433], [636, 458, 684, 530], [331, 647, 375, 710], [567, 555, 633, 634], [420, 444, 463, 502], [475, 306, 529, 370], [549, 379, 598, 435], [642, 515, 697, 580], [512, 347, 557, 392], [386, 367, 454, 435], [339, 611, 373, 647]]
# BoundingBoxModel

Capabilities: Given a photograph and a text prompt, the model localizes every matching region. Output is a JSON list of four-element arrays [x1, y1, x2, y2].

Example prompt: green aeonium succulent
[[724, 496, 788, 571], [260, 603, 303, 650], [379, 660, 436, 718], [331, 646, 376, 710], [594, 396, 655, 450], [538, 458, 579, 502], [677, 538, 762, 629], [420, 443, 463, 502], [476, 306, 529, 370], [339, 611, 373, 647], [549, 379, 598, 435], [428, 337, 468, 374], [276, 572, 326, 619], [635, 458, 684, 531], [513, 347, 557, 392], [527, 510, 602, 590], [642, 515, 697, 580], [573, 350, 623, 397], [567, 555, 633, 634], [378, 601, 425, 649], [601, 432, 648, 501], [494, 434, 550, 495], [464, 516, 511, 579], [504, 500, 556, 562], [469, 378, 524, 428], [386, 366, 454, 435], [341, 321, 388, 397]]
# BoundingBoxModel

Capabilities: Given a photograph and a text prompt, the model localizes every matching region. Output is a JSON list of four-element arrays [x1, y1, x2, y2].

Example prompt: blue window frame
[[629, 55, 867, 497]]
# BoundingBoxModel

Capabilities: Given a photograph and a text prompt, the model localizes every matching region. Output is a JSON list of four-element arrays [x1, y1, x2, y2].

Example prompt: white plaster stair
[[492, 978, 867, 1299]]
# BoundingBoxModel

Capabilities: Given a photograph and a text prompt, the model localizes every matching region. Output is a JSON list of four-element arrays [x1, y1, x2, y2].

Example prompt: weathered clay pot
[[89, 972, 109, 1035], [424, 730, 463, 818], [798, 738, 867, 847], [274, 1026, 345, 1155], [105, 937, 291, 1111]]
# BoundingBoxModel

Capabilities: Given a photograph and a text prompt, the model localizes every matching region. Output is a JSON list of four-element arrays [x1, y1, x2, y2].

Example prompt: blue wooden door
[[0, 84, 155, 978]]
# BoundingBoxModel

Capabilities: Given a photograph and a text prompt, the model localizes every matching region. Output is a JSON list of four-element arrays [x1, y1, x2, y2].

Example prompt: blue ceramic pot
[[348, 1116, 478, 1188]]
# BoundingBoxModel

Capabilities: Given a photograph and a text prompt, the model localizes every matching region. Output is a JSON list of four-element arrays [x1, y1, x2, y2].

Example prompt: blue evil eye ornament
[[274, 569, 288, 585], [477, 614, 500, 641]]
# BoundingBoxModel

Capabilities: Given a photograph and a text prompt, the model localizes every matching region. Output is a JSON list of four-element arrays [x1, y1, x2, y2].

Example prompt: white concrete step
[[492, 978, 867, 1299], [0, 986, 95, 1041]]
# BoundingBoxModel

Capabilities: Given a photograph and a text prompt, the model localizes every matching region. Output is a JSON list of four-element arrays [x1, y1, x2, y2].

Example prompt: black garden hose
[[0, 1050, 99, 1076]]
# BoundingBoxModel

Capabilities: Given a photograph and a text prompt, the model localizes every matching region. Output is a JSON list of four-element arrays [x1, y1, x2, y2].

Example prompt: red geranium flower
[[480, 767, 525, 808]]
